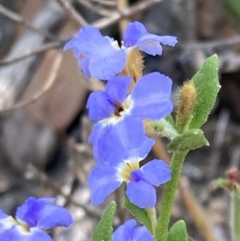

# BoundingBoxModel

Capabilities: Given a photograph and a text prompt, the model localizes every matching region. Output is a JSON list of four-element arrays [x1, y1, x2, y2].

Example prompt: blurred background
[[0, 0, 240, 240]]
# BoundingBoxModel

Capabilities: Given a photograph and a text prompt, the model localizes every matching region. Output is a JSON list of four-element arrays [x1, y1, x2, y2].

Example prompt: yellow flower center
[[119, 160, 140, 182]]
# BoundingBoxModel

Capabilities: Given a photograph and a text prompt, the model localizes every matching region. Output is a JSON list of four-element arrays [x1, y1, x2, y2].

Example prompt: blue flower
[[0, 197, 73, 241], [113, 219, 153, 241], [123, 21, 178, 56], [88, 134, 171, 208], [64, 26, 127, 80], [87, 72, 172, 161], [64, 22, 177, 81]]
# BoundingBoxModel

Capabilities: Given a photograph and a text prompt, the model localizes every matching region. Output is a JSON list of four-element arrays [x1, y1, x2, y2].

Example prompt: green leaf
[[123, 194, 152, 232], [167, 220, 188, 241], [92, 202, 116, 241], [167, 129, 209, 152], [218, 0, 240, 21], [165, 114, 175, 127], [189, 54, 220, 129]]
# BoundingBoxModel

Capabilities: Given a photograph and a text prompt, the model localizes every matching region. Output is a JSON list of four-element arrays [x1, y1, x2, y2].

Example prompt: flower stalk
[[155, 151, 188, 241], [231, 194, 240, 241], [146, 207, 157, 235]]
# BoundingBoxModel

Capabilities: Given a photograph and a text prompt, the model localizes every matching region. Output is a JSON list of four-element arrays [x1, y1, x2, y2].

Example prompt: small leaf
[[123, 194, 152, 232], [167, 220, 188, 241], [218, 0, 240, 21], [92, 201, 116, 241], [165, 114, 175, 127], [167, 129, 209, 152], [189, 54, 220, 129]]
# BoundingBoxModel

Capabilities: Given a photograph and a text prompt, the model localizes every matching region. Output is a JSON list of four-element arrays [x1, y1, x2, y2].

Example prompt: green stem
[[231, 194, 240, 241], [155, 151, 188, 241], [146, 207, 157, 235]]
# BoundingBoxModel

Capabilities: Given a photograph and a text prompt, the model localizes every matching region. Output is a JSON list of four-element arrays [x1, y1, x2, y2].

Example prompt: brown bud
[[176, 81, 197, 132]]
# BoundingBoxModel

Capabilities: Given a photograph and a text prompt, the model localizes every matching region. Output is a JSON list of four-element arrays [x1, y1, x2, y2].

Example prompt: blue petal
[[68, 26, 107, 58], [141, 159, 171, 186], [86, 91, 115, 121], [87, 76, 131, 121], [126, 180, 156, 208], [133, 226, 154, 241], [137, 34, 178, 56], [63, 38, 76, 52], [112, 219, 136, 241], [64, 27, 127, 80], [92, 116, 154, 165], [89, 48, 127, 80], [123, 22, 148, 47], [88, 122, 111, 165], [105, 76, 132, 104], [123, 21, 177, 56], [0, 226, 53, 241], [35, 205, 73, 230], [131, 72, 173, 120], [16, 197, 73, 229], [78, 56, 91, 79], [88, 166, 121, 205], [0, 210, 8, 219]]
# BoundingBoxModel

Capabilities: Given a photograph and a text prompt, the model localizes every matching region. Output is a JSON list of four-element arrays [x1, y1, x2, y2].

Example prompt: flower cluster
[[65, 21, 177, 208], [0, 197, 73, 241]]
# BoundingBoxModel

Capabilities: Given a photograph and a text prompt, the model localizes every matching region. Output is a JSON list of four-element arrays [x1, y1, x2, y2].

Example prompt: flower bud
[[121, 48, 144, 84], [176, 81, 197, 132]]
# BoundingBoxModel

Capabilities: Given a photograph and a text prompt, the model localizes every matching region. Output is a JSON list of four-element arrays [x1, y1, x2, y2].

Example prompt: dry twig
[[90, 0, 117, 7], [92, 0, 162, 29], [0, 4, 59, 41], [25, 164, 101, 218], [0, 0, 161, 67], [179, 177, 218, 241], [0, 51, 63, 112], [181, 34, 240, 50], [0, 42, 62, 66], [55, 0, 88, 26], [117, 0, 129, 38], [77, 0, 113, 17]]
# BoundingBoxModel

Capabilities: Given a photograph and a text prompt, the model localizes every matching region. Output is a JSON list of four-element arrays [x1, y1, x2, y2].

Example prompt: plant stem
[[231, 194, 240, 241], [155, 151, 188, 241], [146, 207, 157, 235]]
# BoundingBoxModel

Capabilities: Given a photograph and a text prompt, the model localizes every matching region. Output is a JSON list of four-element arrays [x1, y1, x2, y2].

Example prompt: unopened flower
[[88, 135, 171, 208], [113, 219, 153, 241], [0, 197, 73, 241]]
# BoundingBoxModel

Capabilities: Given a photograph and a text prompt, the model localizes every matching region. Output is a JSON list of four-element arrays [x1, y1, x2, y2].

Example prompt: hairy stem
[[146, 207, 157, 235], [231, 194, 240, 241], [155, 151, 188, 241]]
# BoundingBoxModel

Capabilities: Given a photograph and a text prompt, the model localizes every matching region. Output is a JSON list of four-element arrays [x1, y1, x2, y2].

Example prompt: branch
[[181, 34, 240, 49], [25, 163, 101, 218], [90, 0, 117, 7], [0, 42, 61, 66], [117, 0, 129, 38], [77, 0, 113, 17], [92, 0, 162, 29], [55, 0, 88, 26], [0, 4, 59, 42], [0, 0, 161, 66], [0, 51, 63, 113]]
